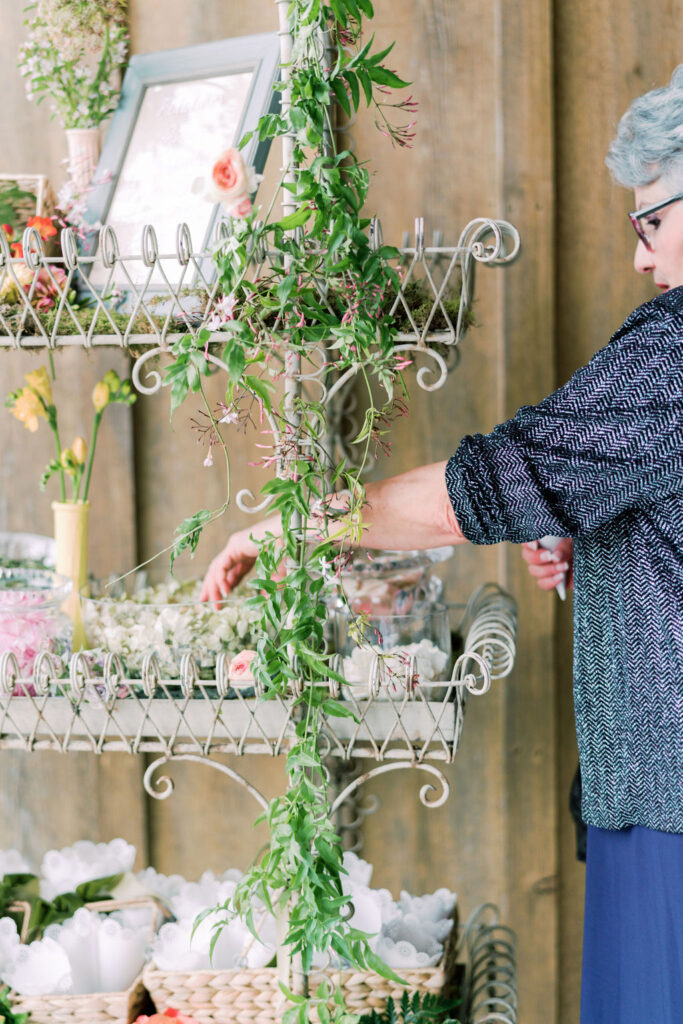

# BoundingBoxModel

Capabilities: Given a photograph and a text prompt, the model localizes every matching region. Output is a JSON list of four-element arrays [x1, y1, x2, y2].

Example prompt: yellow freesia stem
[[81, 410, 101, 502], [47, 408, 66, 502]]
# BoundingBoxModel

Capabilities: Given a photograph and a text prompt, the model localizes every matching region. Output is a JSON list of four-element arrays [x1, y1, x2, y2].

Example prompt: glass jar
[[0, 568, 73, 686], [329, 547, 454, 616], [333, 602, 453, 692]]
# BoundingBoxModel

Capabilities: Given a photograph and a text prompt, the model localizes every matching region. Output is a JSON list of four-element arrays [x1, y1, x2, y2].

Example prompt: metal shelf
[[0, 585, 516, 762]]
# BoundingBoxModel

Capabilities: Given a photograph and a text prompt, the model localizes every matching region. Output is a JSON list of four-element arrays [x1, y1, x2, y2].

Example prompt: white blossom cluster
[[18, 0, 128, 129], [81, 578, 261, 679], [342, 638, 449, 687]]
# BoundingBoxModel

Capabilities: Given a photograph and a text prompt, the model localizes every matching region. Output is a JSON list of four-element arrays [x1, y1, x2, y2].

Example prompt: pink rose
[[191, 149, 260, 221], [212, 148, 250, 199], [225, 193, 253, 219], [228, 649, 257, 682]]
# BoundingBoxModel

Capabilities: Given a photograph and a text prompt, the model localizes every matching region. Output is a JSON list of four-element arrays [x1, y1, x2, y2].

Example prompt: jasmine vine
[[167, 1, 417, 1018]]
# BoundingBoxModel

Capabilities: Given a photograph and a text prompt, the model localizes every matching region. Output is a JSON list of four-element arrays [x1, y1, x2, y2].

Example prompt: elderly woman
[[203, 67, 683, 1022]]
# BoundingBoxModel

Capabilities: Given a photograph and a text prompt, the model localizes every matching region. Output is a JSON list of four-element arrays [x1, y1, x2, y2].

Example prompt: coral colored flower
[[10, 242, 23, 257], [135, 1009, 200, 1024], [191, 150, 261, 221], [92, 380, 110, 412], [25, 366, 53, 406], [11, 387, 47, 432], [1, 224, 14, 240], [27, 215, 58, 240], [33, 267, 67, 311], [212, 148, 250, 196], [228, 649, 257, 682]]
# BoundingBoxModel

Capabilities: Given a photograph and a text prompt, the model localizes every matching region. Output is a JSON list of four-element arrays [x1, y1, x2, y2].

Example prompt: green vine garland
[[167, 2, 420, 1019]]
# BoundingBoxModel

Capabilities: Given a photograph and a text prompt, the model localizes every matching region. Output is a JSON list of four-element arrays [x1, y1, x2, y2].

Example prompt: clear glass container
[[0, 568, 72, 684], [329, 547, 454, 616], [80, 575, 262, 679], [333, 602, 453, 691], [0, 531, 56, 570]]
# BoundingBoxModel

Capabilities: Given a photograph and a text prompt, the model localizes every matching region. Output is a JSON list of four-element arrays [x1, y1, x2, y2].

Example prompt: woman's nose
[[634, 237, 655, 274]]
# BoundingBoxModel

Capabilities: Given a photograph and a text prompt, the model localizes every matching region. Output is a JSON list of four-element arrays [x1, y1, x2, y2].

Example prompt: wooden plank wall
[[0, 1, 677, 1020]]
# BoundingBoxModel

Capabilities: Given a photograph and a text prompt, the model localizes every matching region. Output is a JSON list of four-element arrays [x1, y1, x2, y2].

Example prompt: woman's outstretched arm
[[200, 460, 466, 603]]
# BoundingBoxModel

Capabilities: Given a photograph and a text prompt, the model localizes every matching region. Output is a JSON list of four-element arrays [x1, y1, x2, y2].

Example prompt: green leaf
[[344, 70, 360, 110], [330, 76, 351, 117], [366, 66, 411, 89], [322, 700, 358, 720], [278, 206, 313, 230], [227, 342, 246, 384], [364, 947, 407, 985], [244, 375, 274, 413], [356, 0, 374, 15], [357, 68, 373, 105]]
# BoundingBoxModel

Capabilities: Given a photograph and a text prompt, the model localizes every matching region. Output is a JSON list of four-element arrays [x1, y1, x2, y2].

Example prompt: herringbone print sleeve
[[445, 292, 683, 544]]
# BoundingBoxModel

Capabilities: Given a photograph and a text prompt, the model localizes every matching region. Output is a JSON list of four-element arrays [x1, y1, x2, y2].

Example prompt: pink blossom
[[228, 649, 257, 682]]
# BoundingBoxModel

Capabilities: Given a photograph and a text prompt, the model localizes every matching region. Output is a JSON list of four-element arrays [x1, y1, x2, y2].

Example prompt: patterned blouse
[[445, 287, 683, 832]]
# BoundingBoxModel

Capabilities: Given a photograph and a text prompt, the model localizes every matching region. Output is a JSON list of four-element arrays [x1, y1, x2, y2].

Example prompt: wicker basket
[[142, 963, 445, 1024], [7, 898, 165, 1024], [9, 978, 151, 1024]]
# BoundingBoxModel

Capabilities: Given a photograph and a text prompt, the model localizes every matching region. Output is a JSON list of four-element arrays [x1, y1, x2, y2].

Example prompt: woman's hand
[[521, 538, 574, 592], [200, 529, 259, 604]]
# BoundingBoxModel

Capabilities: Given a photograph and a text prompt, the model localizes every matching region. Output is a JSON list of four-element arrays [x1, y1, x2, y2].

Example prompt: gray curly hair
[[606, 66, 683, 188]]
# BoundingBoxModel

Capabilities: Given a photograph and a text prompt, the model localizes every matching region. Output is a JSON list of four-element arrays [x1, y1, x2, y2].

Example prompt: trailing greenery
[[165, 2, 439, 1021], [0, 872, 122, 944], [359, 991, 462, 1024], [0, 986, 30, 1024]]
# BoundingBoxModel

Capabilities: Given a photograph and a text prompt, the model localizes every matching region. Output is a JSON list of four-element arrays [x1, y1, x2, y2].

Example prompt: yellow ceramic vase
[[52, 500, 90, 651]]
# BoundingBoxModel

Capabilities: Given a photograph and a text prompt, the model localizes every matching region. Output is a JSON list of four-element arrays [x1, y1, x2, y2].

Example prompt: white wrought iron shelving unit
[[0, 9, 521, 1022]]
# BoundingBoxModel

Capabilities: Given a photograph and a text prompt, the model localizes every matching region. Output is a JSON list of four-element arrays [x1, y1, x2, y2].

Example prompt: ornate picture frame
[[83, 33, 280, 291]]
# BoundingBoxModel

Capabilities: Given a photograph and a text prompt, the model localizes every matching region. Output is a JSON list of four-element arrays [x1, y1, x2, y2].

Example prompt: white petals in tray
[[81, 578, 261, 678], [342, 639, 448, 686]]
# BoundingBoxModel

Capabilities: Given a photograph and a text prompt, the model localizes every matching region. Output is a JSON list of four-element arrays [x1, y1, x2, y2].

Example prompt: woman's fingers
[[526, 560, 570, 579], [521, 538, 574, 593]]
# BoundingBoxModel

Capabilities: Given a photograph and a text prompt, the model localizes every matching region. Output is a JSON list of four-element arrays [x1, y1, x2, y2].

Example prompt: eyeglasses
[[629, 191, 683, 251]]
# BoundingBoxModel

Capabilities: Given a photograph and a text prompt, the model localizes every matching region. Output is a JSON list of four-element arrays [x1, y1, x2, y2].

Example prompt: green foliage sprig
[[0, 871, 122, 944], [165, 1, 420, 1018], [359, 991, 462, 1024]]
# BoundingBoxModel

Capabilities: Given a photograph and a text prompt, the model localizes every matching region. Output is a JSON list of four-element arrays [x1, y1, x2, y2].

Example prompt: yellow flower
[[0, 262, 34, 303], [72, 436, 87, 464], [92, 380, 110, 413], [11, 387, 47, 432], [102, 369, 121, 393], [60, 448, 77, 472], [24, 366, 52, 406]]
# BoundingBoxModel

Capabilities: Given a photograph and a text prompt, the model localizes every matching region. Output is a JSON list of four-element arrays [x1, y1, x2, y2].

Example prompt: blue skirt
[[581, 824, 683, 1023]]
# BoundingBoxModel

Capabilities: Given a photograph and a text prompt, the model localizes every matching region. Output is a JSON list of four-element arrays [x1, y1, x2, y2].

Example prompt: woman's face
[[633, 180, 683, 291]]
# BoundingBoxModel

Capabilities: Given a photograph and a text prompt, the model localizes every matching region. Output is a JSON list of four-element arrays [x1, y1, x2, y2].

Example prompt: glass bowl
[[80, 575, 261, 680], [0, 568, 72, 684], [332, 602, 453, 693], [328, 546, 453, 616]]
